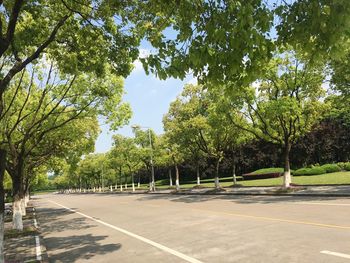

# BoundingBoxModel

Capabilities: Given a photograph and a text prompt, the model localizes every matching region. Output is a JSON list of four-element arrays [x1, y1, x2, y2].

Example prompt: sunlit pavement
[[35, 193, 350, 263]]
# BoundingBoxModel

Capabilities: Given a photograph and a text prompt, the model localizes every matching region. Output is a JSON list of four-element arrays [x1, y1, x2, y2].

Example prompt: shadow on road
[[134, 192, 349, 205], [45, 234, 121, 262], [37, 207, 96, 232], [37, 206, 122, 262]]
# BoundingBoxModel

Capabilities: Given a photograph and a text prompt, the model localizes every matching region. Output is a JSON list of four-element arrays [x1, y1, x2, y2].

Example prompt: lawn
[[139, 171, 350, 189], [111, 171, 350, 191]]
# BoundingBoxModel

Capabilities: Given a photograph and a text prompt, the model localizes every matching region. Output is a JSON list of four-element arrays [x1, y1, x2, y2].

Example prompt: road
[[34, 193, 350, 262]]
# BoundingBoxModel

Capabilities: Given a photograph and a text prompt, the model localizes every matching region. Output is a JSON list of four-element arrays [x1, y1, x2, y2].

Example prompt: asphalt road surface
[[34, 193, 350, 263]]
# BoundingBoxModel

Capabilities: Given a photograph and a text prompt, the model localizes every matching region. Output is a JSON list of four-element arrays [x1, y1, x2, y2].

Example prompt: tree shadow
[[45, 234, 121, 262], [37, 207, 97, 232], [134, 190, 350, 205], [35, 206, 122, 262]]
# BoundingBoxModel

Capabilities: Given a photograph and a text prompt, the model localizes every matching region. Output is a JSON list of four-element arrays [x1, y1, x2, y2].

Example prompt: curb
[[65, 189, 350, 198]]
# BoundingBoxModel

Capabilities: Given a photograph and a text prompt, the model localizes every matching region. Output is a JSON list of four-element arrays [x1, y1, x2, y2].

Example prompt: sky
[[94, 47, 196, 153]]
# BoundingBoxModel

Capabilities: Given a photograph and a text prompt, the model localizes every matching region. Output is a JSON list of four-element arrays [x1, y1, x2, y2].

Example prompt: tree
[[164, 84, 240, 189], [111, 135, 142, 192], [1, 63, 127, 230], [225, 53, 326, 187], [132, 126, 157, 191]]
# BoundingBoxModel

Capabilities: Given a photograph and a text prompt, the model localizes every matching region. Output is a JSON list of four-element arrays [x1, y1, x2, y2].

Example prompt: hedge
[[345, 163, 350, 171], [293, 167, 326, 176], [320, 164, 341, 173], [251, 168, 284, 174], [337, 162, 350, 171]]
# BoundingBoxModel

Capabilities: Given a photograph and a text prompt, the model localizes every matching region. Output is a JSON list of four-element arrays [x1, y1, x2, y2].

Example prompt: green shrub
[[293, 167, 326, 176], [337, 162, 346, 170], [344, 163, 350, 171], [251, 168, 284, 174], [320, 164, 341, 173], [336, 162, 350, 171]]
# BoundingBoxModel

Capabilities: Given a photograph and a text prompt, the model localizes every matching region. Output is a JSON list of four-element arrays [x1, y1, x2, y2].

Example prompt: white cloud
[[132, 48, 151, 73]]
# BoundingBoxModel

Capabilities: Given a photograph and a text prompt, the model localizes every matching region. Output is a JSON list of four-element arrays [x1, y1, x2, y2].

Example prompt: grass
[[143, 171, 350, 189]]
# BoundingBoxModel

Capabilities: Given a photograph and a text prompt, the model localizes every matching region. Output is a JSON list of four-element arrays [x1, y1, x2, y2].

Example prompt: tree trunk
[[168, 168, 173, 187], [151, 165, 155, 192], [196, 162, 200, 185], [11, 165, 24, 230], [215, 158, 221, 189], [138, 174, 141, 188], [131, 173, 135, 192], [175, 164, 180, 191], [232, 162, 237, 185], [283, 142, 292, 188], [0, 149, 7, 263]]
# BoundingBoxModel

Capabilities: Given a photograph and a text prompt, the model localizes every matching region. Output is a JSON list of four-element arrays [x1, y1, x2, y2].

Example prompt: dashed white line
[[33, 218, 38, 228], [321, 250, 350, 259], [35, 236, 42, 261], [48, 200, 203, 263]]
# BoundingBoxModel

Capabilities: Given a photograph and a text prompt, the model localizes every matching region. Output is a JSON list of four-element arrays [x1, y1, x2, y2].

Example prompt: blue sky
[[95, 48, 195, 153]]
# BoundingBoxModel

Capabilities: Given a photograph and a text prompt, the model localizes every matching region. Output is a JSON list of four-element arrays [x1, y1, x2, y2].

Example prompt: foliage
[[251, 168, 284, 175], [293, 167, 326, 176], [320, 164, 341, 173], [0, 0, 141, 97], [131, 0, 274, 84]]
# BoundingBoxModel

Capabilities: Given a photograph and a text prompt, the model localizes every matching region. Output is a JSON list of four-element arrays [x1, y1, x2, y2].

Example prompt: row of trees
[[0, 1, 349, 262], [61, 51, 348, 192]]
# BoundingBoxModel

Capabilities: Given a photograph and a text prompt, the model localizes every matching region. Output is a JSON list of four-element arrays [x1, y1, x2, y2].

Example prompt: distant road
[[35, 193, 350, 262]]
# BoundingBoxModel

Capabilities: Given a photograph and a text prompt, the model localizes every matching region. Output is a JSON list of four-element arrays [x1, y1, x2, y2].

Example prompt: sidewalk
[[4, 203, 47, 263]]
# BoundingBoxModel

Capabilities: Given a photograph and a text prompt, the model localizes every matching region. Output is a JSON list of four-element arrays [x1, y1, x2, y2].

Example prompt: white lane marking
[[298, 202, 350, 207], [321, 250, 350, 259], [35, 236, 42, 261], [48, 200, 203, 263], [33, 218, 38, 228]]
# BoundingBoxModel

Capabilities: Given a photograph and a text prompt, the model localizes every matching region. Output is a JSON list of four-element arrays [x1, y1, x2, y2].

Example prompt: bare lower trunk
[[13, 197, 23, 230], [168, 169, 173, 187], [0, 212, 3, 262], [175, 164, 180, 191], [215, 158, 221, 189], [151, 166, 155, 192], [20, 198, 26, 216], [24, 191, 29, 207], [131, 174, 135, 192], [0, 149, 6, 263], [283, 143, 292, 188], [283, 169, 291, 188], [110, 185, 113, 192], [196, 163, 200, 185], [120, 184, 123, 191], [232, 162, 237, 185], [138, 174, 141, 188]]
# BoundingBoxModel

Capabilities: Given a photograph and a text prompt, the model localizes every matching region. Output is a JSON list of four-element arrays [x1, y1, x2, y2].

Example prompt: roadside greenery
[[0, 2, 349, 258]]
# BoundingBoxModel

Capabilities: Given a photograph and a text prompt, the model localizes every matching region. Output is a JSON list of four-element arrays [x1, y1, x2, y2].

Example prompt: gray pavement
[[34, 193, 350, 262]]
